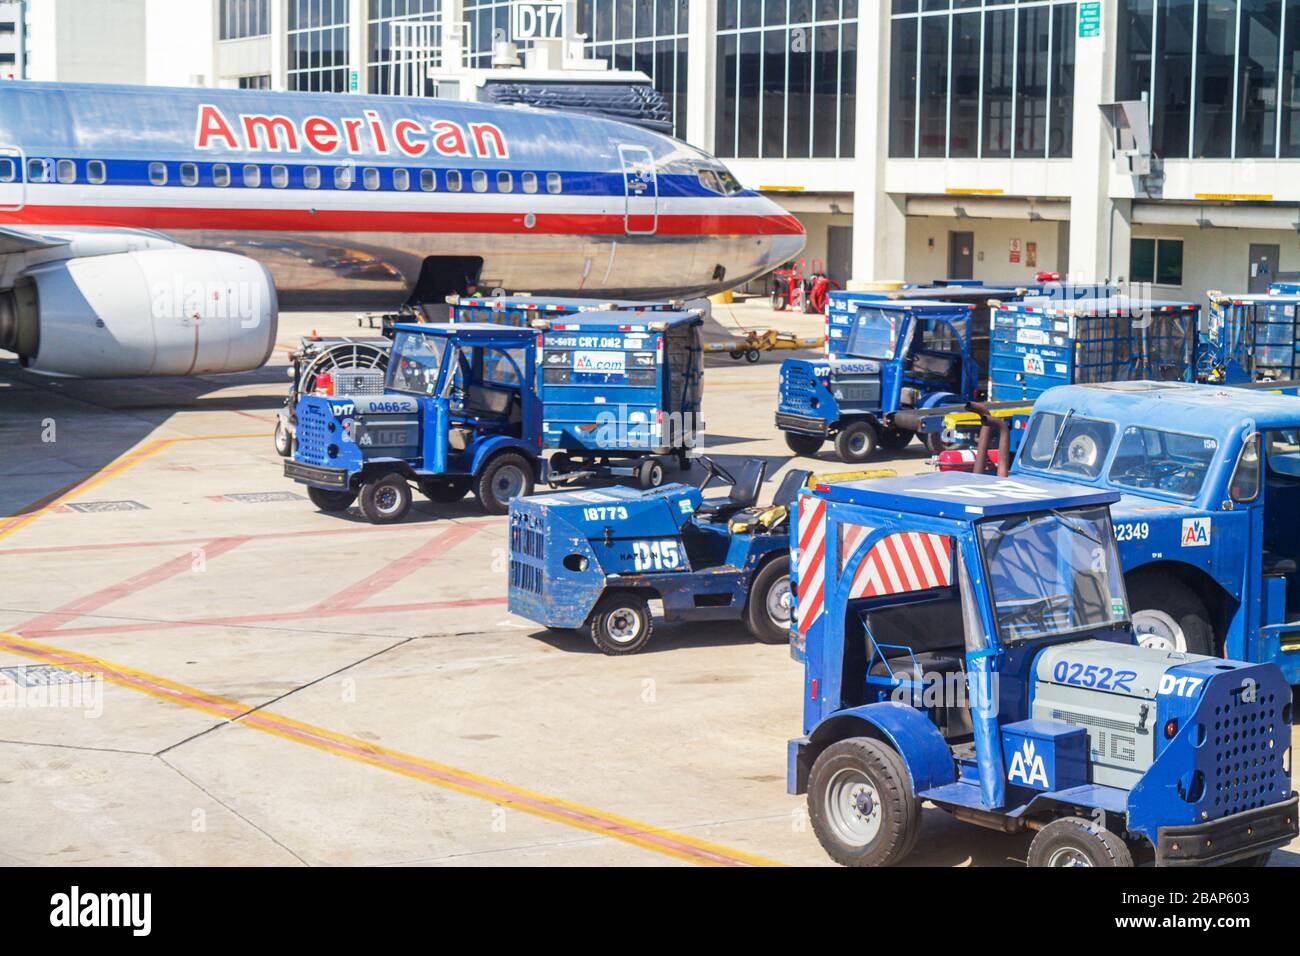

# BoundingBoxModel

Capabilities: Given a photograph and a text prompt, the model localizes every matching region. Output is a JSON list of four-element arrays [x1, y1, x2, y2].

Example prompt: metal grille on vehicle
[[297, 402, 331, 466], [1210, 688, 1289, 819]]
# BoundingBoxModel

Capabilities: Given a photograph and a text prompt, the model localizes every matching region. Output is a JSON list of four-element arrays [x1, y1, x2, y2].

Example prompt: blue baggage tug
[[447, 294, 676, 327], [787, 470, 1297, 867], [507, 458, 810, 654], [777, 298, 979, 461], [989, 296, 1199, 402], [284, 308, 703, 522]]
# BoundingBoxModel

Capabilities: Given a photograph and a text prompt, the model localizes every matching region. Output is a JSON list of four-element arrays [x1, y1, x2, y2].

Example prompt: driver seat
[[695, 458, 767, 521]]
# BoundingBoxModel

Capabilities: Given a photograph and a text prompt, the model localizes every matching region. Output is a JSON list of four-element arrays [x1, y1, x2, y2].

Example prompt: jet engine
[[0, 248, 278, 377]]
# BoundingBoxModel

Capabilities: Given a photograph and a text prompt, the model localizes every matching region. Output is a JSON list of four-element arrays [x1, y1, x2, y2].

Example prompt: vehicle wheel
[[306, 486, 356, 513], [589, 592, 654, 655], [924, 432, 959, 456], [1027, 817, 1134, 868], [807, 737, 921, 867], [771, 291, 789, 311], [835, 421, 879, 463], [746, 556, 793, 644], [878, 427, 915, 451], [357, 474, 411, 524], [419, 477, 469, 504], [745, 349, 761, 363], [785, 432, 824, 457], [637, 457, 666, 490], [1127, 572, 1215, 655], [476, 452, 535, 515], [274, 420, 292, 457], [730, 348, 746, 360]]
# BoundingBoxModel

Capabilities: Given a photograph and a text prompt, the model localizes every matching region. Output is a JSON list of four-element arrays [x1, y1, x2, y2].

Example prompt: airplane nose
[[767, 232, 806, 270], [757, 195, 806, 271]]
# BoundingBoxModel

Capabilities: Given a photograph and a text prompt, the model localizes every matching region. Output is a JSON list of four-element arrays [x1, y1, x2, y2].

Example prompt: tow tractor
[[776, 298, 978, 461], [788, 469, 1297, 866], [507, 458, 889, 654]]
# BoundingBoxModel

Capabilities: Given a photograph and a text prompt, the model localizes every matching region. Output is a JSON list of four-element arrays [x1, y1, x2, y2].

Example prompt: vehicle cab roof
[[533, 309, 704, 330], [1032, 381, 1300, 429], [809, 470, 1119, 520], [389, 321, 537, 339]]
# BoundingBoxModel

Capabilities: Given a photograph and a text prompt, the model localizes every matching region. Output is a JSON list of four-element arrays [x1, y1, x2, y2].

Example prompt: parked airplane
[[0, 81, 804, 378]]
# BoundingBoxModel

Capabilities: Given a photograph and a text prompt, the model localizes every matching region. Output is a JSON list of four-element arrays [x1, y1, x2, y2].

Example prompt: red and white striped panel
[[847, 532, 953, 599], [838, 522, 875, 577], [795, 495, 828, 635]]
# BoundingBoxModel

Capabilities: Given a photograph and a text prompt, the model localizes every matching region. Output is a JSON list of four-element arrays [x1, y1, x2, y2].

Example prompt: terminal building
[[14, 0, 1300, 300]]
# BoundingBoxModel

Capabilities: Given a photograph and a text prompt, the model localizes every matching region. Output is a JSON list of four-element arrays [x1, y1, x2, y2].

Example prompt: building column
[[850, 0, 905, 285], [1067, 0, 1125, 284], [685, 0, 714, 151], [350, 0, 366, 93], [270, 0, 288, 90]]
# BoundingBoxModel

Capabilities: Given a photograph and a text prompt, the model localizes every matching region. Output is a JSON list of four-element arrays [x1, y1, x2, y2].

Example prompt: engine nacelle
[[0, 248, 278, 377]]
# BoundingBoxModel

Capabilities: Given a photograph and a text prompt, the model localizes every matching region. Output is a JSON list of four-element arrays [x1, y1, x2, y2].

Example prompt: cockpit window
[[697, 166, 743, 195]]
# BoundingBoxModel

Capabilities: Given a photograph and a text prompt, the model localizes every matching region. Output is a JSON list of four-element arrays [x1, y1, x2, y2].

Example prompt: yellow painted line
[[944, 188, 1004, 195], [758, 185, 805, 192], [1194, 193, 1273, 201], [0, 433, 264, 543], [0, 631, 783, 867]]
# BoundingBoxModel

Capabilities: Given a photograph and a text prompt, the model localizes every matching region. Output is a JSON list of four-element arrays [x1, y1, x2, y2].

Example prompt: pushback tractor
[[788, 470, 1296, 867]]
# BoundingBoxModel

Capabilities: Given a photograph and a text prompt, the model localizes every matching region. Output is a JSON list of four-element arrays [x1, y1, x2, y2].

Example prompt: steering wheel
[[696, 455, 736, 492], [1114, 460, 1194, 489]]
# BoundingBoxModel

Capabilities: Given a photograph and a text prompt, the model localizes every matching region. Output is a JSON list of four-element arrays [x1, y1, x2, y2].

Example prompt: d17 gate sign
[[513, 1, 565, 40]]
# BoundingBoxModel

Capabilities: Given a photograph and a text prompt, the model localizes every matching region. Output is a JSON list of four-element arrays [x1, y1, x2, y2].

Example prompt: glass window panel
[[1016, 4, 1050, 157], [717, 33, 739, 155], [1193, 0, 1238, 157], [1157, 239, 1185, 285], [1154, 0, 1196, 158], [950, 11, 980, 158], [1050, 3, 1076, 157], [813, 24, 840, 156], [983, 8, 1014, 157], [738, 29, 762, 156], [840, 21, 856, 156], [762, 28, 788, 157], [919, 15, 949, 157], [1237, 0, 1282, 157], [789, 25, 813, 157], [1117, 0, 1155, 101], [889, 16, 919, 157], [1281, 0, 1300, 155], [1131, 237, 1157, 283]]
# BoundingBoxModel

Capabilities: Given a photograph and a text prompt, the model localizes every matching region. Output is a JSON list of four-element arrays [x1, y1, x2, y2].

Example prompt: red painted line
[[14, 536, 249, 635], [312, 524, 482, 614], [19, 596, 508, 639], [0, 519, 497, 558], [1, 205, 806, 237]]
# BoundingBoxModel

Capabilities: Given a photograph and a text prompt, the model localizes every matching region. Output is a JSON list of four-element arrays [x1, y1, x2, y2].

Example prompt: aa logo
[[1007, 739, 1049, 788], [1180, 517, 1211, 548]]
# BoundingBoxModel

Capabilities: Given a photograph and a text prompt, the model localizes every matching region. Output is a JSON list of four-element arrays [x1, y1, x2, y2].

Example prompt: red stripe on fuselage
[[0, 204, 805, 237]]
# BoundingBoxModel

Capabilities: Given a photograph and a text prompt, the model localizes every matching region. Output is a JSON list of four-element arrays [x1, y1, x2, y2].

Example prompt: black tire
[[745, 556, 793, 644], [1027, 817, 1134, 867], [745, 349, 761, 363], [730, 348, 747, 360], [589, 592, 654, 655], [807, 737, 921, 867], [771, 291, 789, 311], [637, 458, 666, 490], [924, 432, 958, 456], [1126, 571, 1215, 656], [785, 432, 824, 457], [476, 452, 535, 515], [834, 420, 879, 463], [419, 477, 470, 504], [878, 427, 915, 451], [306, 486, 356, 512], [357, 473, 412, 524], [274, 420, 293, 457]]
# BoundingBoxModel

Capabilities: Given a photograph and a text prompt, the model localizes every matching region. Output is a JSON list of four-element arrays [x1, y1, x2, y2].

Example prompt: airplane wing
[[0, 225, 72, 255]]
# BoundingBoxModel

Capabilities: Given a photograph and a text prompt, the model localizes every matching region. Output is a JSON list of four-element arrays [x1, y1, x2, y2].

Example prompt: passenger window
[[364, 167, 380, 190], [180, 163, 199, 186], [212, 163, 230, 187], [521, 171, 537, 194], [497, 171, 512, 193], [303, 166, 320, 189], [472, 170, 488, 192], [334, 166, 353, 189], [0, 158, 14, 182], [1019, 413, 1115, 480], [87, 160, 106, 184], [271, 165, 289, 188], [546, 172, 562, 194], [392, 168, 409, 191], [446, 169, 462, 192], [1265, 429, 1300, 480], [1231, 433, 1262, 503], [420, 169, 436, 191], [57, 159, 77, 184], [243, 164, 261, 187], [148, 162, 167, 186]]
